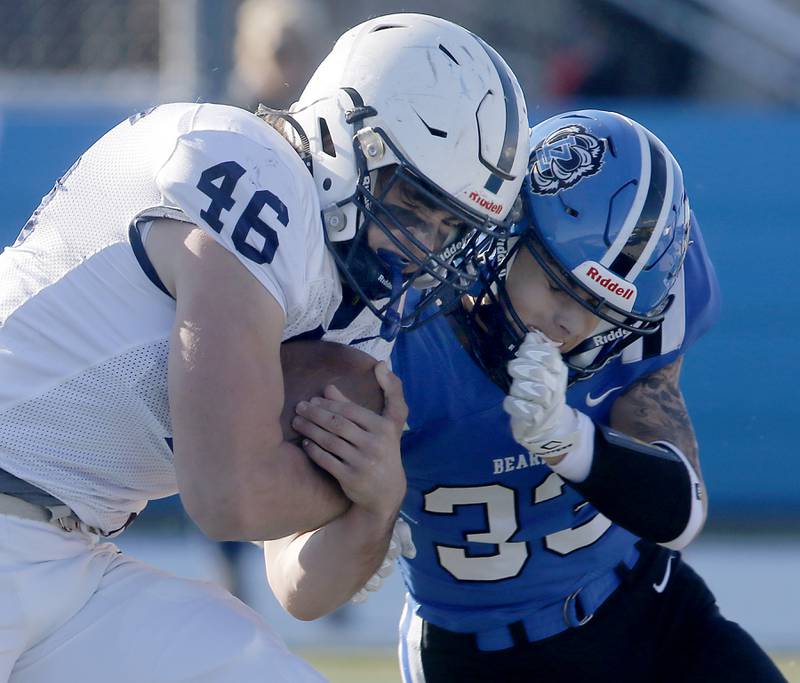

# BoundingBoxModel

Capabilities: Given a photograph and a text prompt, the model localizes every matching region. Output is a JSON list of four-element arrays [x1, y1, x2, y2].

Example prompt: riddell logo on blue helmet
[[572, 260, 637, 311], [585, 266, 634, 301], [529, 125, 605, 195], [592, 327, 631, 347]]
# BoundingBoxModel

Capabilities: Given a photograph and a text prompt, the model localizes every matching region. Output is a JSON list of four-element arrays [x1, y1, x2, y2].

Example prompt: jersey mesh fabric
[[0, 109, 186, 532], [0, 340, 175, 531], [1, 123, 160, 321], [283, 277, 343, 342]]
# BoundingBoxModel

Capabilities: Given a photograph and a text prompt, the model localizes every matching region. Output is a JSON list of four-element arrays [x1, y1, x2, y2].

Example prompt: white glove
[[351, 517, 416, 603], [502, 332, 593, 479]]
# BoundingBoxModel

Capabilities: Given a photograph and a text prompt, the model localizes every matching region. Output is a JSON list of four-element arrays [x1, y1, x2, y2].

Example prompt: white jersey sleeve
[[152, 104, 340, 335]]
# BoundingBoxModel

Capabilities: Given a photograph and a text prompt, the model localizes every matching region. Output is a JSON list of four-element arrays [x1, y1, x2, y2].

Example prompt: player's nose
[[551, 301, 596, 348], [402, 216, 447, 252], [384, 226, 442, 273]]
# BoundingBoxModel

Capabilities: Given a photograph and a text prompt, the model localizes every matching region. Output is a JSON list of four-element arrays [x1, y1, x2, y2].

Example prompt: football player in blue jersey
[[387, 110, 787, 682], [273, 110, 786, 682]]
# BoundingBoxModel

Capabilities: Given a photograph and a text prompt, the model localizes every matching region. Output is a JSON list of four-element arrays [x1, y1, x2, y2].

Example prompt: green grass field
[[300, 649, 400, 683], [778, 656, 800, 683], [299, 649, 799, 683]]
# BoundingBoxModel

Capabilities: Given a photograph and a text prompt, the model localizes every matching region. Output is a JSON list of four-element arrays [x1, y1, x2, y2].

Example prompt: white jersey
[[0, 103, 384, 533]]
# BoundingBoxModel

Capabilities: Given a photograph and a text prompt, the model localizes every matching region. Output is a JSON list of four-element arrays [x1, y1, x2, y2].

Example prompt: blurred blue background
[[2, 102, 797, 523]]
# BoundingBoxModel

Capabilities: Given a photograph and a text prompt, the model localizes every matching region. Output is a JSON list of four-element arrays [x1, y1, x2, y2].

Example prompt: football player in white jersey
[[0, 14, 529, 683]]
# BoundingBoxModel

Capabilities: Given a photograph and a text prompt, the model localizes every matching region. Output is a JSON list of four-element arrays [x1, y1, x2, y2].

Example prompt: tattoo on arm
[[609, 357, 702, 476]]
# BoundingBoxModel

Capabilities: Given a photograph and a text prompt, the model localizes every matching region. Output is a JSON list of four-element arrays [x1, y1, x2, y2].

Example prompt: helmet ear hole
[[319, 118, 336, 157]]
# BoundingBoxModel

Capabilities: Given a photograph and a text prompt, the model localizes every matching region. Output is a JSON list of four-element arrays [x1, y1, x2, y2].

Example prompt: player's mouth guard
[[377, 248, 407, 341]]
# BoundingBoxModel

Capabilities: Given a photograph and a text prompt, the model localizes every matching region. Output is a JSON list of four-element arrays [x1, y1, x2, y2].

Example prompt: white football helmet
[[287, 13, 529, 337]]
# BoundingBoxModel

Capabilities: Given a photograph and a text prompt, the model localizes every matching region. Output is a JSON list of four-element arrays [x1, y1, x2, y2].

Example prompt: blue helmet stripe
[[600, 114, 651, 270], [627, 140, 680, 281], [608, 250, 636, 277], [609, 132, 668, 277]]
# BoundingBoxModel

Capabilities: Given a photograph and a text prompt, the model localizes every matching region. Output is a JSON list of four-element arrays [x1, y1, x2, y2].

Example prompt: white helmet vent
[[438, 44, 460, 64], [414, 110, 448, 138], [370, 23, 407, 33]]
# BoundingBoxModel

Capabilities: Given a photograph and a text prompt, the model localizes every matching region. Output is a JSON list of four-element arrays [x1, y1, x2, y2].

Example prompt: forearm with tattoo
[[567, 356, 708, 545], [609, 357, 701, 475]]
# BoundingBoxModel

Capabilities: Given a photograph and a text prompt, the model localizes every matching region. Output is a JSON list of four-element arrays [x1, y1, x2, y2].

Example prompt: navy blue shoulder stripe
[[128, 222, 174, 300]]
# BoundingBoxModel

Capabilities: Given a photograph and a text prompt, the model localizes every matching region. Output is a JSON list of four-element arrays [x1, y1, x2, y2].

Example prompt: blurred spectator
[[228, 0, 333, 110], [544, 2, 697, 99]]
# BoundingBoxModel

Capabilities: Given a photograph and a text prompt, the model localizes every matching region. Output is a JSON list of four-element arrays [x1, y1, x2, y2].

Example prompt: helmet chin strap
[[329, 242, 408, 343], [254, 104, 313, 175], [376, 249, 406, 341], [563, 318, 646, 384], [502, 235, 521, 275], [566, 320, 616, 369]]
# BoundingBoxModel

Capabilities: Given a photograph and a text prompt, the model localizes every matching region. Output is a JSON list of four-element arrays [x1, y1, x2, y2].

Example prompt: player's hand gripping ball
[[280, 340, 384, 442], [281, 340, 412, 602], [283, 339, 408, 520]]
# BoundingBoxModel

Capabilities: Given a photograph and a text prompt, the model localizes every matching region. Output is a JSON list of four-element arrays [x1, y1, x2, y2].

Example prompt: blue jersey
[[392, 222, 719, 634]]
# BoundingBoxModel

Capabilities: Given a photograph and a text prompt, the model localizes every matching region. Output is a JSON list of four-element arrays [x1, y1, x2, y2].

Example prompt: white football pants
[[0, 514, 327, 682]]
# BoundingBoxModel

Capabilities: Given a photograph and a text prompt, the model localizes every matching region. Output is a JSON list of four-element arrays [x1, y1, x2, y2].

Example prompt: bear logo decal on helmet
[[529, 125, 605, 195]]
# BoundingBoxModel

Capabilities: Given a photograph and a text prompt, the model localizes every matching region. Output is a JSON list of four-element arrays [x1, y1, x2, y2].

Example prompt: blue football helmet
[[459, 110, 692, 385]]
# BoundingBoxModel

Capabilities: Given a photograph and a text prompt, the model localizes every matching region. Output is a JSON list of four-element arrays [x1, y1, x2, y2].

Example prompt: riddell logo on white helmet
[[468, 191, 504, 215], [572, 260, 637, 311]]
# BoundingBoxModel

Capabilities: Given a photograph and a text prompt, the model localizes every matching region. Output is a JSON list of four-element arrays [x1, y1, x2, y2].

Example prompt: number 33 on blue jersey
[[424, 474, 612, 581], [196, 161, 289, 265]]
